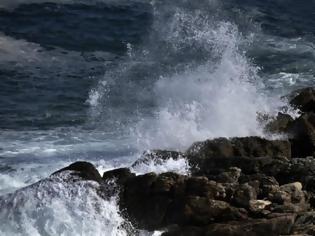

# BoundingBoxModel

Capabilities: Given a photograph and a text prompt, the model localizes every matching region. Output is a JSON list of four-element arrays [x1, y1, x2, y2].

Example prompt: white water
[[0, 172, 129, 236], [130, 6, 285, 150]]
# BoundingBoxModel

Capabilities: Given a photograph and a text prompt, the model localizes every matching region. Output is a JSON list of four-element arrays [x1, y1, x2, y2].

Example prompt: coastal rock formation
[[50, 87, 315, 235]]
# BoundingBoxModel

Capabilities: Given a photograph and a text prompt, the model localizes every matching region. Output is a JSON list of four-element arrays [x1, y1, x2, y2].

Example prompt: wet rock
[[186, 137, 291, 177], [132, 150, 185, 167], [51, 161, 102, 183], [265, 112, 294, 134], [185, 177, 226, 199], [186, 137, 291, 160], [165, 197, 248, 226], [163, 214, 296, 236], [290, 87, 315, 113], [215, 167, 241, 183], [288, 112, 315, 157], [192, 156, 280, 177], [121, 172, 176, 230], [204, 214, 296, 236], [162, 226, 204, 236], [233, 183, 257, 208], [103, 168, 135, 185], [120, 172, 248, 230]]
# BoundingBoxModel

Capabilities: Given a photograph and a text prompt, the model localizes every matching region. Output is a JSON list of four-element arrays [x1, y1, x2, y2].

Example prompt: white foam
[[0, 173, 131, 236], [131, 157, 190, 175]]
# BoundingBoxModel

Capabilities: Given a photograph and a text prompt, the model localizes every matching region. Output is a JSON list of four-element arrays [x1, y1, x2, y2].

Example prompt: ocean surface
[[0, 0, 314, 235]]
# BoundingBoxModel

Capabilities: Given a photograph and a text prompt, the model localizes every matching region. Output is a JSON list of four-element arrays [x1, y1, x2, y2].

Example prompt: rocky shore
[[49, 87, 315, 235]]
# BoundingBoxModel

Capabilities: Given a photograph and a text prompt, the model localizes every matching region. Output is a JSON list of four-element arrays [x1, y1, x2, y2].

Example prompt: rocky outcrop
[[50, 87, 315, 236], [113, 169, 309, 235], [186, 137, 291, 160], [51, 161, 102, 183]]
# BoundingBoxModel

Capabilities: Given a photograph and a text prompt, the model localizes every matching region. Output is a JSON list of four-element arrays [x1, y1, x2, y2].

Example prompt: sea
[[0, 0, 314, 235]]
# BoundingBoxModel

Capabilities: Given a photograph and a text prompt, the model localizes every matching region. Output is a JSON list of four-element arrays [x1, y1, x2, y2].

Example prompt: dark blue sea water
[[0, 0, 314, 235]]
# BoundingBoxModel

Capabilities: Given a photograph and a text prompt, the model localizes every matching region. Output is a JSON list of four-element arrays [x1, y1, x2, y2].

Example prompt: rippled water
[[0, 0, 314, 235]]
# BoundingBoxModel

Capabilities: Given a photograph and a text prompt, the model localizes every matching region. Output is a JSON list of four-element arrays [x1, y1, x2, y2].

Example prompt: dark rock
[[103, 168, 135, 185], [186, 137, 291, 177], [267, 182, 310, 213], [186, 137, 291, 160], [120, 172, 249, 230], [163, 214, 296, 236], [204, 214, 295, 236], [132, 150, 185, 167], [190, 156, 278, 177], [215, 167, 241, 183], [165, 197, 247, 226], [51, 161, 102, 183], [260, 156, 315, 195], [292, 211, 315, 235], [288, 112, 315, 157], [290, 87, 315, 113], [233, 183, 257, 208], [264, 112, 294, 134], [121, 172, 172, 230], [162, 226, 204, 236]]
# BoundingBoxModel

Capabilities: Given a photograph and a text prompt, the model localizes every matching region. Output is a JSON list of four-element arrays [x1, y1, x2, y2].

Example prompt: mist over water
[[0, 0, 314, 235]]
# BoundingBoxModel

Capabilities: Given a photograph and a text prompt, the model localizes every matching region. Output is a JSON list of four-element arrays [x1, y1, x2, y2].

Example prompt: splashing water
[[90, 0, 285, 150]]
